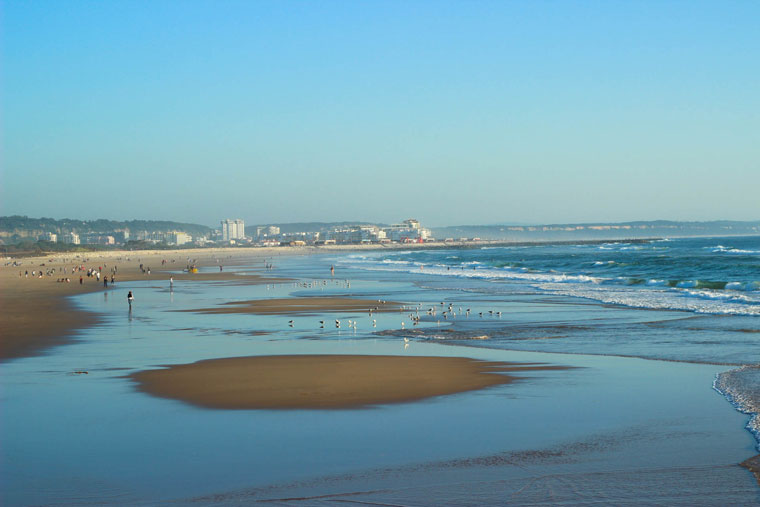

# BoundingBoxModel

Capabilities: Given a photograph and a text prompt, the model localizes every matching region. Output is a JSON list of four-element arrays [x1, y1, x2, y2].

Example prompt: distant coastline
[[3, 216, 759, 257], [5, 233, 760, 258]]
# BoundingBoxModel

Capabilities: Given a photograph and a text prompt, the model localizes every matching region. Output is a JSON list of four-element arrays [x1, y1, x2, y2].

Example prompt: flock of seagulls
[[266, 279, 355, 291], [282, 298, 504, 350]]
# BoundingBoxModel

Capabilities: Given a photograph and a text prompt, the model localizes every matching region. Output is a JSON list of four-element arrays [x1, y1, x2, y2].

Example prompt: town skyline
[[3, 214, 758, 252]]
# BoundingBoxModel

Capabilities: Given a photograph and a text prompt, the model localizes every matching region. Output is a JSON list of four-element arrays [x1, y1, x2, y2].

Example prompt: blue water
[[339, 236, 760, 316], [334, 236, 760, 455], [1, 238, 759, 504]]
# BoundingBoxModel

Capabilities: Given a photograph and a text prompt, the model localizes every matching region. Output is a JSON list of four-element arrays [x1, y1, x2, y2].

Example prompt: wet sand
[[0, 248, 289, 360], [183, 296, 402, 315], [130, 354, 570, 409], [742, 454, 760, 486]]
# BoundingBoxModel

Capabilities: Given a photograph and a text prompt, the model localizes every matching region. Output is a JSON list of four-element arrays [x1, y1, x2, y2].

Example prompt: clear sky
[[2, 1, 758, 227]]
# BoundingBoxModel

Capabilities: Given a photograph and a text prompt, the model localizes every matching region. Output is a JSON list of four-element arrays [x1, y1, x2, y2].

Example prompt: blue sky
[[2, 1, 758, 227]]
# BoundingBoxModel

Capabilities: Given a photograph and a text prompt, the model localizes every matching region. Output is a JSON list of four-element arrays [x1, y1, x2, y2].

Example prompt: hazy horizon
[[3, 213, 760, 231], [2, 1, 758, 226]]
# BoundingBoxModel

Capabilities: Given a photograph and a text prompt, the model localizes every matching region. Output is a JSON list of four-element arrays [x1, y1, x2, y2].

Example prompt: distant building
[[83, 235, 115, 245], [113, 230, 130, 243], [172, 232, 192, 246], [383, 218, 431, 242], [254, 225, 280, 240], [221, 219, 245, 241], [41, 232, 57, 243], [61, 232, 80, 245], [327, 225, 386, 244]]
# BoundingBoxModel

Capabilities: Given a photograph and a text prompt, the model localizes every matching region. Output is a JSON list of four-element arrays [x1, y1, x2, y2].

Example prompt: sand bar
[[182, 297, 401, 315], [130, 354, 571, 409]]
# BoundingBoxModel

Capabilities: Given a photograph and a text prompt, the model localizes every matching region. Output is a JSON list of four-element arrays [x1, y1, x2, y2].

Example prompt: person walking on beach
[[127, 291, 134, 308], [330, 265, 335, 277]]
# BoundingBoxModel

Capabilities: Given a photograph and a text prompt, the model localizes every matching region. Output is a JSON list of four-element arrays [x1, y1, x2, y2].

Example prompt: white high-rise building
[[221, 219, 245, 241]]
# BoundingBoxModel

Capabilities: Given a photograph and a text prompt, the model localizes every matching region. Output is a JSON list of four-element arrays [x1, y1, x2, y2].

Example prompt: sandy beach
[[183, 296, 402, 315], [0, 246, 292, 360], [130, 355, 570, 409], [0, 242, 467, 359]]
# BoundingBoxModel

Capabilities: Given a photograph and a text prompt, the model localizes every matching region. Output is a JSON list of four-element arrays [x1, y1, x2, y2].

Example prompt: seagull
[[372, 319, 377, 327], [404, 338, 410, 344], [288, 320, 294, 327]]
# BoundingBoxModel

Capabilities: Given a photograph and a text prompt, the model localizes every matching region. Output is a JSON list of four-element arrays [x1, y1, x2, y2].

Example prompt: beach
[[0, 247, 291, 360], [130, 355, 570, 409], [1, 242, 759, 504]]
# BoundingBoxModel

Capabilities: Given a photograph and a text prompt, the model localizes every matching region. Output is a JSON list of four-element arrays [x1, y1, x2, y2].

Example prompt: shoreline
[[3, 237, 658, 259], [0, 248, 292, 360], [5, 232, 760, 260]]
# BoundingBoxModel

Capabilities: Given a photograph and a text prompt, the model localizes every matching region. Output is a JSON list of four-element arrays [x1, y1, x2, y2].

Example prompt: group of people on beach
[[18, 262, 120, 288]]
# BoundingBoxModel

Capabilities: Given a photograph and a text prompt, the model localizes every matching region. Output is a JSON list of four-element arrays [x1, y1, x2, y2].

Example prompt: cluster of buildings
[[323, 219, 431, 244], [216, 218, 433, 246], [39, 229, 196, 247], [40, 231, 113, 245], [35, 217, 434, 249]]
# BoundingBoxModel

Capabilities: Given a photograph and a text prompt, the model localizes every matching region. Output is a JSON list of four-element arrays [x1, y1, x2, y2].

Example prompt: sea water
[[335, 236, 760, 438], [1, 236, 759, 504], [335, 236, 760, 446]]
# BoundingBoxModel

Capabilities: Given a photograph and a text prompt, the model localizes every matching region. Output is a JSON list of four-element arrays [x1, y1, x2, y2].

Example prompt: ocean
[[2, 236, 759, 504], [336, 235, 760, 455]]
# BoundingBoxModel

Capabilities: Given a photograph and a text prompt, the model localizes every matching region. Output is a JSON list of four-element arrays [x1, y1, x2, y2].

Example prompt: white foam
[[715, 367, 760, 451], [538, 283, 760, 316], [726, 281, 760, 291], [708, 245, 760, 254], [340, 256, 760, 316]]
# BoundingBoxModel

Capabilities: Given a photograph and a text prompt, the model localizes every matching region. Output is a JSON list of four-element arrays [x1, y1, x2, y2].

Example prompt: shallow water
[[1, 248, 759, 505]]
